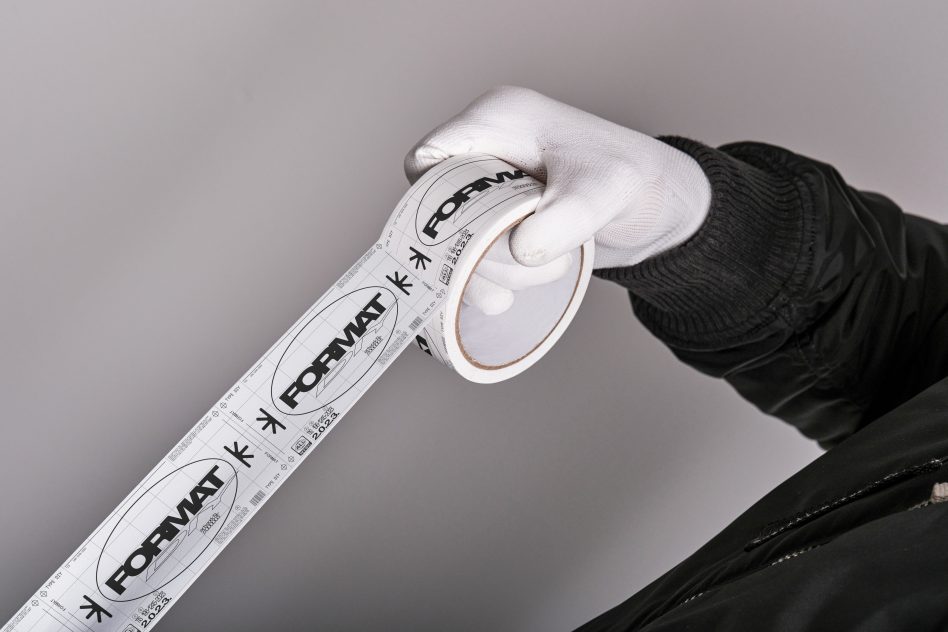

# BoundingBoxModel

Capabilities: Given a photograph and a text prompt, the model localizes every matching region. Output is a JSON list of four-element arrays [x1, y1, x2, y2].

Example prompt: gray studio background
[[1, 2, 946, 630]]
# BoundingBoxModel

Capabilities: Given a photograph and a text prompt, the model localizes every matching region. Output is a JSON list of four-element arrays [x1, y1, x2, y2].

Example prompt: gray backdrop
[[1, 1, 945, 630]]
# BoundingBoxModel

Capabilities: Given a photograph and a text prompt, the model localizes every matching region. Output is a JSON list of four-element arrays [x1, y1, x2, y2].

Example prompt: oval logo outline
[[95, 458, 238, 602], [412, 156, 540, 247], [270, 286, 398, 416]]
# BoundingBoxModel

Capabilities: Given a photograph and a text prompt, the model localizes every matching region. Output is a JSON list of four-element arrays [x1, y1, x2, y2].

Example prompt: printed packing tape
[[3, 154, 594, 632]]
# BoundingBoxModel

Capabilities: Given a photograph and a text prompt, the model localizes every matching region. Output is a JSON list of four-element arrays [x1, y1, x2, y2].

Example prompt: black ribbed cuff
[[594, 137, 815, 349]]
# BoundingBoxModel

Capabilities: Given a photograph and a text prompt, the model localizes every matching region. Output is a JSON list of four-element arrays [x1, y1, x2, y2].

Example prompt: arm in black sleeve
[[595, 138, 948, 448]]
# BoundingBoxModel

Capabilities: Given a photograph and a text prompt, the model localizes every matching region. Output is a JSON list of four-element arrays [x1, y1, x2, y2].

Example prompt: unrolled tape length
[[3, 154, 594, 632]]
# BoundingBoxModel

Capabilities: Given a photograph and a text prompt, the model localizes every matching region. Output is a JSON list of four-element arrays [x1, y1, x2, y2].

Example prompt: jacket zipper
[[670, 481, 948, 614]]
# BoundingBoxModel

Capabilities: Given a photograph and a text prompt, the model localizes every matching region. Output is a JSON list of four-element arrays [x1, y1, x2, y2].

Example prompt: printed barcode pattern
[[408, 316, 424, 331], [249, 490, 266, 507]]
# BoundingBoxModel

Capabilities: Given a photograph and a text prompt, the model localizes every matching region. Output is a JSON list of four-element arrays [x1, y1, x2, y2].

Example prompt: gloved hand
[[404, 86, 712, 316]]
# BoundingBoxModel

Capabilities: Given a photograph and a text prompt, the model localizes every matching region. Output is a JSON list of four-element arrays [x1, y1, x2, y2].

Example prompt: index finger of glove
[[403, 86, 547, 183]]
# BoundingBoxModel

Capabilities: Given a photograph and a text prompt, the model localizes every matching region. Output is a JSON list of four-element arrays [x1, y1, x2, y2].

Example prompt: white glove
[[404, 86, 712, 316]]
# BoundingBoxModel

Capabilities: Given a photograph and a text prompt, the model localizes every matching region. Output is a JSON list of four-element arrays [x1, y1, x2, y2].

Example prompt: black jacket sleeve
[[595, 138, 948, 448]]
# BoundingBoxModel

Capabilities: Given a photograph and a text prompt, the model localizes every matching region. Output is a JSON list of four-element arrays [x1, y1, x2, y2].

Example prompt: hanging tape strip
[[3, 154, 594, 632]]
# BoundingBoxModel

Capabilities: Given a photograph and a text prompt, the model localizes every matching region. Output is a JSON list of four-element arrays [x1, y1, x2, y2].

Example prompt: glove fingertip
[[462, 274, 515, 316], [404, 143, 451, 184], [477, 290, 514, 316], [508, 217, 568, 267]]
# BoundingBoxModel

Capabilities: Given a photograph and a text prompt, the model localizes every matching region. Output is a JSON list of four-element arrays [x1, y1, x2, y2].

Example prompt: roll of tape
[[395, 155, 594, 383], [4, 154, 593, 632]]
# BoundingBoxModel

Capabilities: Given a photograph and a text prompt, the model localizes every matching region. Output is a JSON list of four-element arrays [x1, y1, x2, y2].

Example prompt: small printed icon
[[79, 595, 112, 623], [256, 408, 286, 435], [415, 335, 432, 356], [292, 436, 312, 456], [409, 246, 431, 270], [124, 625, 141, 632], [224, 442, 255, 467], [386, 269, 413, 295], [439, 264, 453, 285]]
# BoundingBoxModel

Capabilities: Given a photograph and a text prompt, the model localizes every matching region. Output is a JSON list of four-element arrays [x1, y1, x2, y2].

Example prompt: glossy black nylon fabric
[[584, 140, 948, 630]]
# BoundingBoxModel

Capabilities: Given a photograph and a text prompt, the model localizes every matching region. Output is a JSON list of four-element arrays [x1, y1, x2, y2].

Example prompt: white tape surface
[[3, 155, 593, 632]]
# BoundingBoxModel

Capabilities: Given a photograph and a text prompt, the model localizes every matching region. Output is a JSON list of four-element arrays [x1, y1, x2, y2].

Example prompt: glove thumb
[[509, 190, 606, 266]]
